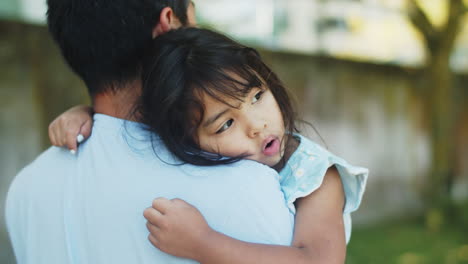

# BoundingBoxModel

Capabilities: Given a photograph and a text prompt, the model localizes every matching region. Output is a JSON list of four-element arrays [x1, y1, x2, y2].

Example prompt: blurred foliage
[[347, 207, 468, 264], [0, 0, 19, 20], [407, 0, 467, 212]]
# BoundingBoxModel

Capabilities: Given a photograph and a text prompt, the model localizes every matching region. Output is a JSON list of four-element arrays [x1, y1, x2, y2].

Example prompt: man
[[5, 0, 293, 263]]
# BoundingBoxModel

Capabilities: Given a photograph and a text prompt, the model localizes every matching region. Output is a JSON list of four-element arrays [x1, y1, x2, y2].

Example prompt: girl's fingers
[[79, 119, 92, 140], [56, 119, 66, 148], [49, 118, 64, 147], [65, 131, 78, 153], [143, 207, 165, 226], [70, 117, 93, 153], [77, 134, 85, 144], [148, 234, 160, 249], [48, 122, 58, 146], [152, 197, 171, 214], [146, 221, 162, 235]]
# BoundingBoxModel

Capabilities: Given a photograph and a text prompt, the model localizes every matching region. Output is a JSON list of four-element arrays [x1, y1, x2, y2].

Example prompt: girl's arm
[[48, 105, 93, 152], [144, 167, 346, 264]]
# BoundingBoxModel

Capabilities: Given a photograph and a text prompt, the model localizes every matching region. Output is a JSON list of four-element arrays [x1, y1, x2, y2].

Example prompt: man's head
[[46, 0, 195, 96]]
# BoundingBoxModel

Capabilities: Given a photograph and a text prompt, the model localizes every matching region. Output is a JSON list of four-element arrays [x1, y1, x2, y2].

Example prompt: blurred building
[[3, 0, 468, 71], [197, 0, 468, 71], [0, 0, 46, 23]]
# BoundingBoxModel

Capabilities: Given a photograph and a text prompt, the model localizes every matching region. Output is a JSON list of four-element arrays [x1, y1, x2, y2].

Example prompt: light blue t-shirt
[[5, 114, 294, 264], [279, 134, 368, 243]]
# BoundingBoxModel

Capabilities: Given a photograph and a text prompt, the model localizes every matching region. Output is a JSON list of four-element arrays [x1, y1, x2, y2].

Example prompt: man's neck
[[92, 80, 141, 121]]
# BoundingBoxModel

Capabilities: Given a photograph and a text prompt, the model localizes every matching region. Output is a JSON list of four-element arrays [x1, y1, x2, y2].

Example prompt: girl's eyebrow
[[203, 109, 229, 128]]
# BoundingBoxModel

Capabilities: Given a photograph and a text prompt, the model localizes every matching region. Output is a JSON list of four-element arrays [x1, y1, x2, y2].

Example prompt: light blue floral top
[[279, 134, 368, 242]]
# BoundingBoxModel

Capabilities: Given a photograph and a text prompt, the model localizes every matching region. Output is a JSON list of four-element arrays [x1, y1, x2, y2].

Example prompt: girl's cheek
[[197, 134, 215, 153], [203, 140, 219, 153], [206, 137, 233, 155], [206, 137, 233, 156]]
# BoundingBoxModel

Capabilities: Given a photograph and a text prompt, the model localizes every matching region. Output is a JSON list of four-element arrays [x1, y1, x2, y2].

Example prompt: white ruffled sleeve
[[279, 134, 368, 242]]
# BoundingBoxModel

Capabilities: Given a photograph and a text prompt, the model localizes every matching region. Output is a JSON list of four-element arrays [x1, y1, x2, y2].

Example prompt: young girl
[[50, 27, 368, 263]]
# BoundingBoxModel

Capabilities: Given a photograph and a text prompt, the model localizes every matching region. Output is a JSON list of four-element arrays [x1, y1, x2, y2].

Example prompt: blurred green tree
[[406, 0, 467, 223]]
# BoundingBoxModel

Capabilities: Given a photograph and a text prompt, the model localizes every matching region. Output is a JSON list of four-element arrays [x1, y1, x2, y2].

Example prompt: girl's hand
[[48, 105, 93, 153], [143, 197, 214, 261], [143, 168, 345, 264]]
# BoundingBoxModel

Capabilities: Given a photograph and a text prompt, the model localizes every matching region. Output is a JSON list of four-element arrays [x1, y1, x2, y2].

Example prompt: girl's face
[[196, 81, 286, 168]]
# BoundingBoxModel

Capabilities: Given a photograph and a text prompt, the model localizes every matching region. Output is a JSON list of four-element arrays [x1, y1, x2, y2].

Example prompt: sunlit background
[[1, 0, 467, 263]]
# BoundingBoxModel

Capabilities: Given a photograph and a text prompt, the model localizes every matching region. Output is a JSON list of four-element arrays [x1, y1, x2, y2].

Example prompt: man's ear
[[152, 7, 182, 38]]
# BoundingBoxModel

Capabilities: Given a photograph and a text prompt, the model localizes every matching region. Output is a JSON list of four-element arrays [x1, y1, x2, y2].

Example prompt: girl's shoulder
[[279, 133, 369, 215], [280, 134, 329, 183], [291, 134, 329, 159], [285, 133, 366, 174], [284, 134, 334, 171]]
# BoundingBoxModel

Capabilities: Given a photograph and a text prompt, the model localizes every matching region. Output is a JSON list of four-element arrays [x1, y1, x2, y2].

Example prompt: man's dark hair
[[137, 28, 298, 166], [46, 0, 190, 95]]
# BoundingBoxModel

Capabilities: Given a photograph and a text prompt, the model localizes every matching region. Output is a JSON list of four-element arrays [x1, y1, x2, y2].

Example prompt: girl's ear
[[152, 7, 183, 38]]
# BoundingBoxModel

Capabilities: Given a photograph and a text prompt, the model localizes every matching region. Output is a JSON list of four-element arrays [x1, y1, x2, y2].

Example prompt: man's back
[[6, 114, 293, 263]]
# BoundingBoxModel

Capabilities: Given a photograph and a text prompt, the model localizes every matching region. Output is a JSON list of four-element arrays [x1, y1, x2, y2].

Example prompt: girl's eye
[[216, 119, 234, 134], [252, 90, 264, 103]]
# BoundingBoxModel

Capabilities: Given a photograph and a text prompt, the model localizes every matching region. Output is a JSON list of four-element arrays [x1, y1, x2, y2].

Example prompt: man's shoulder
[[217, 159, 278, 173], [18, 146, 75, 175], [8, 146, 74, 197], [5, 147, 75, 261], [180, 159, 279, 179]]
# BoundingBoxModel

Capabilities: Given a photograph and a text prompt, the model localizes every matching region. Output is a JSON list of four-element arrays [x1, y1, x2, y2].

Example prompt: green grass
[[346, 219, 468, 264]]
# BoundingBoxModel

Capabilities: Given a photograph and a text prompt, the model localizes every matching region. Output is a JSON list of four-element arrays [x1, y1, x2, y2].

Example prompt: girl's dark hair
[[137, 27, 298, 166]]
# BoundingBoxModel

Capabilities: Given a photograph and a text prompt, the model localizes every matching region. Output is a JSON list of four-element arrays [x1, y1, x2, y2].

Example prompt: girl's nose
[[248, 120, 267, 138]]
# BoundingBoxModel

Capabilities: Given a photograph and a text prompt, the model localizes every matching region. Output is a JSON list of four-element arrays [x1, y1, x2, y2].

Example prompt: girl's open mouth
[[262, 137, 280, 156]]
